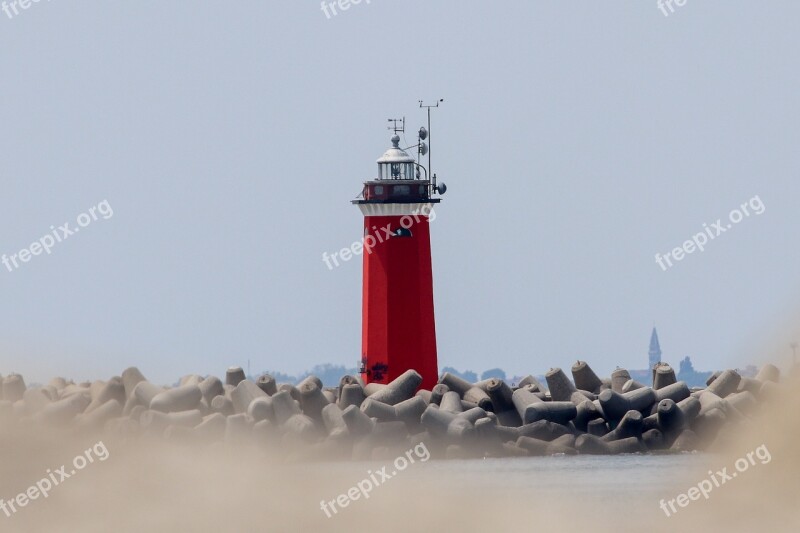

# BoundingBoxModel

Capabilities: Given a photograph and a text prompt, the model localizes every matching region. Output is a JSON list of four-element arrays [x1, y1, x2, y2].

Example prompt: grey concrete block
[[247, 396, 275, 423], [755, 364, 780, 383], [338, 384, 366, 410], [299, 382, 330, 423], [571, 361, 603, 393], [150, 384, 202, 413], [225, 367, 246, 387], [654, 381, 690, 405], [545, 368, 577, 402], [321, 403, 349, 438], [516, 375, 543, 392], [430, 383, 449, 406], [256, 374, 278, 396], [621, 379, 645, 393], [133, 381, 163, 408], [341, 404, 375, 437], [367, 369, 422, 406], [231, 379, 268, 415], [653, 365, 677, 390], [2, 375, 26, 403], [198, 376, 224, 403], [210, 395, 234, 416], [706, 370, 741, 398], [440, 391, 464, 413], [121, 367, 147, 399], [602, 410, 643, 442], [522, 401, 577, 426], [518, 420, 573, 441], [271, 390, 302, 424], [437, 372, 474, 396], [360, 398, 397, 421]]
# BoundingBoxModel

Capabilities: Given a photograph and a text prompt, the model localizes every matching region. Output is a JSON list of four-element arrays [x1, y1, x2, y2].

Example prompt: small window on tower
[[394, 228, 412, 238], [373, 185, 384, 195], [393, 185, 410, 196]]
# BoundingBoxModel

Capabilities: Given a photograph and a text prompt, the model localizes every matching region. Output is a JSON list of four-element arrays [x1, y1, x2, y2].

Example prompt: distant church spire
[[649, 327, 662, 369]]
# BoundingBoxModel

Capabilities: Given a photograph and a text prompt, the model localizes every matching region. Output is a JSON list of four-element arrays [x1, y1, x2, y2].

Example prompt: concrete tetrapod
[[611, 369, 631, 393], [653, 365, 677, 390], [150, 384, 202, 413], [225, 367, 246, 387], [367, 370, 422, 406], [572, 361, 603, 394], [545, 368, 577, 401]]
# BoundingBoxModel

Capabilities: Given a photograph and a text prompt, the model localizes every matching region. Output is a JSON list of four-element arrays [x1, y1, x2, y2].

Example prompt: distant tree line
[[253, 358, 749, 389], [254, 364, 358, 387], [253, 365, 508, 387]]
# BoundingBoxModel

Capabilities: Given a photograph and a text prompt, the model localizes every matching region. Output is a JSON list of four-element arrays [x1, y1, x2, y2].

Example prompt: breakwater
[[0, 362, 787, 460]]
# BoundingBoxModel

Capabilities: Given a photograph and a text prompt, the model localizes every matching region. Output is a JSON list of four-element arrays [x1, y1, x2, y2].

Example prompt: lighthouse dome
[[376, 135, 416, 165]]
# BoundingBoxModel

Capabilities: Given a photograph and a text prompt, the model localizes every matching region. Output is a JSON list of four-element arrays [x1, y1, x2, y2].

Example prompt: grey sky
[[1, 1, 799, 384]]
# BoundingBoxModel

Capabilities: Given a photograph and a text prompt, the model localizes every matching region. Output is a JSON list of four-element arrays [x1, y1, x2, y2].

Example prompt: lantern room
[[356, 134, 444, 205], [377, 135, 416, 180]]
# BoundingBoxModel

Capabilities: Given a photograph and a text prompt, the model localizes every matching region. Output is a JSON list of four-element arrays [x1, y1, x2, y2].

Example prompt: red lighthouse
[[354, 108, 447, 391]]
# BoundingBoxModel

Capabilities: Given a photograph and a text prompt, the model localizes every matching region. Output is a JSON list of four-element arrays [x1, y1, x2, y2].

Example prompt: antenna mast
[[419, 99, 444, 190]]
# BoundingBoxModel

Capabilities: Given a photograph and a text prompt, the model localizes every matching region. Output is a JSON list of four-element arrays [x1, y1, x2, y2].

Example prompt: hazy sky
[[2, 1, 799, 385]]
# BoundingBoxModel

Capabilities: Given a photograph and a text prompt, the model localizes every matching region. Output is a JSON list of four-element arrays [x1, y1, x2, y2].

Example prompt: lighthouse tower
[[353, 112, 446, 391]]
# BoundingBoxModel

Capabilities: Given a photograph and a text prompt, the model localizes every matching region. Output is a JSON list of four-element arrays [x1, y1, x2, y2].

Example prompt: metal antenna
[[419, 99, 443, 189], [387, 117, 405, 135]]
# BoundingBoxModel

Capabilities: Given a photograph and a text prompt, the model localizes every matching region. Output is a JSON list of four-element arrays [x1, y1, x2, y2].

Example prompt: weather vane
[[387, 117, 405, 135]]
